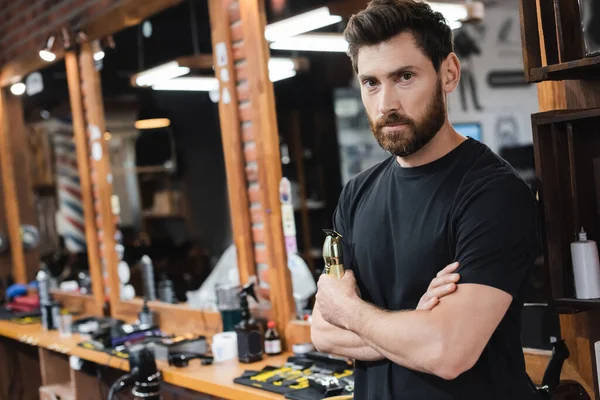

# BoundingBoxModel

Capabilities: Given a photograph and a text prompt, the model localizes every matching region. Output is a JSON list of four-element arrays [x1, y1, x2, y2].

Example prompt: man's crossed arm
[[311, 267, 512, 380], [311, 261, 461, 362]]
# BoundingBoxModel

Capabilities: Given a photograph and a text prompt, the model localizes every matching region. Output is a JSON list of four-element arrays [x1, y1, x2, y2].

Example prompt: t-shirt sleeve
[[452, 176, 541, 298], [332, 187, 356, 272]]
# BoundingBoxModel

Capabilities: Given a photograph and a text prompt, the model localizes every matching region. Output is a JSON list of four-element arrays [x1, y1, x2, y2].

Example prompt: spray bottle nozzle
[[579, 227, 588, 242], [239, 282, 259, 304]]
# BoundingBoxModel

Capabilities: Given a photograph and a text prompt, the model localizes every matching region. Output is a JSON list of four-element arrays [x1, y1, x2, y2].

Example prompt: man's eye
[[400, 73, 413, 81], [363, 79, 377, 88]]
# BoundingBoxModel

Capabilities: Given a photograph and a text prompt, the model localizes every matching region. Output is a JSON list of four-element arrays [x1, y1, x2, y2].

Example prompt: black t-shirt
[[333, 138, 541, 400]]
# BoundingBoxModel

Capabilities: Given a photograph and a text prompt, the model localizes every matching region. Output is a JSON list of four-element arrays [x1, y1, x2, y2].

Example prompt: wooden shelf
[[532, 108, 600, 126], [529, 56, 600, 83], [551, 298, 600, 314], [136, 165, 174, 174], [141, 211, 183, 219]]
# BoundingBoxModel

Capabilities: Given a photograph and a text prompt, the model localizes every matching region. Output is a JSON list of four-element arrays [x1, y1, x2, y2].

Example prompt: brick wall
[[0, 0, 121, 67]]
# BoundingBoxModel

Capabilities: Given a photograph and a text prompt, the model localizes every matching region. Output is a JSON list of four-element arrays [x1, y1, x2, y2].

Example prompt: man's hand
[[416, 262, 460, 310], [315, 270, 360, 329]]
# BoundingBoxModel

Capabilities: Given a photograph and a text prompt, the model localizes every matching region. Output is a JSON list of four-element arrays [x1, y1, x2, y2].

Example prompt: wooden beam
[[78, 42, 121, 312], [65, 50, 105, 316], [0, 50, 64, 90], [177, 54, 216, 70], [0, 88, 26, 284], [239, 0, 295, 334], [0, 0, 183, 88], [208, 0, 256, 285], [85, 0, 183, 42]]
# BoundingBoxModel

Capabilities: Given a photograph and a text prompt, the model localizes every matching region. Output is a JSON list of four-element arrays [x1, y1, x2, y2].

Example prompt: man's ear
[[440, 53, 461, 94]]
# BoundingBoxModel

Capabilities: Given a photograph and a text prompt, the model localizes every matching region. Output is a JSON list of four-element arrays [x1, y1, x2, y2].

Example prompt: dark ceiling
[[22, 0, 348, 119]]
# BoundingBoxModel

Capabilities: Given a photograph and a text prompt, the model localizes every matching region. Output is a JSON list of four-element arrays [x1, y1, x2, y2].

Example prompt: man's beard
[[369, 80, 446, 158]]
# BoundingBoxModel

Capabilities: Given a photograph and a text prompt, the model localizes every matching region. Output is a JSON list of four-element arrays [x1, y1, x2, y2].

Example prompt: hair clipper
[[323, 229, 345, 278]]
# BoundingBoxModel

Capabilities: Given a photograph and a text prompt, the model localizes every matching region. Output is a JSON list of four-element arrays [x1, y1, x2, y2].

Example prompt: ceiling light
[[134, 118, 171, 130], [104, 132, 112, 141], [39, 36, 57, 62], [270, 69, 297, 82], [270, 34, 348, 52], [152, 68, 296, 92], [264, 7, 342, 42], [10, 83, 26, 96], [427, 2, 469, 30], [152, 77, 220, 92], [268, 57, 296, 72], [134, 61, 191, 87]]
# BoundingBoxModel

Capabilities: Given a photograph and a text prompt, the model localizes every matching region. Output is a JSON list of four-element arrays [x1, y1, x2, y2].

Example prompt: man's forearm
[[313, 319, 384, 361], [346, 300, 444, 375], [312, 303, 384, 361]]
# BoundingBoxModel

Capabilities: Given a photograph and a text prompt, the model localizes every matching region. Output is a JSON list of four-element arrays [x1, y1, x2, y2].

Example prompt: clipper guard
[[323, 229, 345, 278]]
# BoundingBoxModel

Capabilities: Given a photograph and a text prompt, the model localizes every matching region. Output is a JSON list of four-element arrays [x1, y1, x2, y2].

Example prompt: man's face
[[357, 32, 447, 157]]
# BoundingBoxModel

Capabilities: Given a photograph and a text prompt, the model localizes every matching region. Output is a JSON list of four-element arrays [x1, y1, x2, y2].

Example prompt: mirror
[[20, 58, 103, 314], [96, 1, 241, 333]]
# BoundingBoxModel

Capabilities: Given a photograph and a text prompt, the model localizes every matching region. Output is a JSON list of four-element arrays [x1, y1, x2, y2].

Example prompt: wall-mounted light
[[270, 34, 349, 52], [92, 40, 105, 61], [134, 118, 171, 130], [264, 7, 342, 42], [10, 82, 26, 96], [152, 77, 219, 92], [39, 36, 57, 62], [133, 61, 191, 87]]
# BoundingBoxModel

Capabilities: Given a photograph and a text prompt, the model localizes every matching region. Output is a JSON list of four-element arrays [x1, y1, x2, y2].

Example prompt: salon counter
[[0, 320, 288, 399], [0, 319, 584, 399]]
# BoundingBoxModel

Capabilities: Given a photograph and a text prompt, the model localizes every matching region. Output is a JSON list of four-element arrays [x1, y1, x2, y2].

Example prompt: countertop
[[0, 320, 288, 400]]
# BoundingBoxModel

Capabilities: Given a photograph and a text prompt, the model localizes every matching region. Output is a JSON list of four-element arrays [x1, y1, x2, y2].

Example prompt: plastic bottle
[[140, 255, 157, 301], [264, 321, 282, 356], [36, 266, 51, 305], [571, 227, 600, 299]]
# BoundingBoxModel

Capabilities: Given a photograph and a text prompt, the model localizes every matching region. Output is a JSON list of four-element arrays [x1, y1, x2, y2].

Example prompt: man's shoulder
[[340, 156, 394, 203], [455, 143, 537, 214]]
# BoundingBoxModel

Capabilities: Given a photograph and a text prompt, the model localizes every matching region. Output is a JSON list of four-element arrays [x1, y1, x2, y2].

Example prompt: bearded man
[[311, 1, 541, 399]]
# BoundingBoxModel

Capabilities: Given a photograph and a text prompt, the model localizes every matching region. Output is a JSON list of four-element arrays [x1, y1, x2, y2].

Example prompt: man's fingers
[[436, 262, 459, 277], [427, 283, 457, 300], [418, 296, 439, 311], [428, 273, 460, 290], [342, 269, 355, 279]]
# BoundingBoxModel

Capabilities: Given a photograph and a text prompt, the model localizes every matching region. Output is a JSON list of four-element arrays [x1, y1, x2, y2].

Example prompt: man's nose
[[378, 85, 402, 116]]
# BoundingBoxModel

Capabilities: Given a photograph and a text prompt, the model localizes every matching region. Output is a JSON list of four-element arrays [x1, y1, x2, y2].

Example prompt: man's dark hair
[[343, 0, 454, 73]]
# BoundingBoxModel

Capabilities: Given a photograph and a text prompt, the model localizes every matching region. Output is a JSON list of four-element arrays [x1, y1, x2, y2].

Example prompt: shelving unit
[[520, 0, 600, 83], [520, 0, 600, 396], [532, 108, 600, 313]]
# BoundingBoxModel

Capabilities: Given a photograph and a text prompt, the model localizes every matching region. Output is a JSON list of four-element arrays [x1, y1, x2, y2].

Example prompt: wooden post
[[208, 0, 296, 337], [208, 0, 256, 285], [65, 50, 106, 315], [0, 88, 27, 284], [77, 43, 120, 311]]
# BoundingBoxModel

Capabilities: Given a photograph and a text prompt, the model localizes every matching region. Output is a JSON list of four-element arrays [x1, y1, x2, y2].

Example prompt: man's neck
[[396, 121, 466, 168]]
